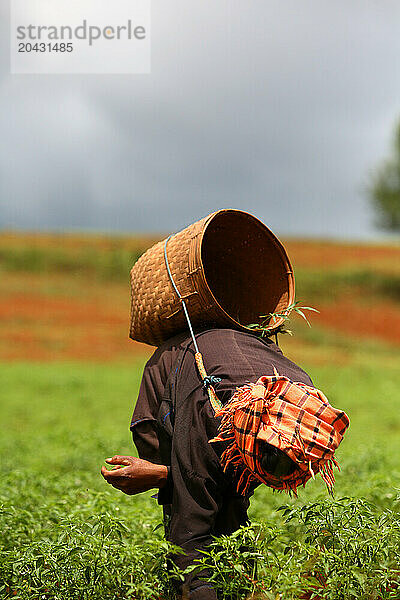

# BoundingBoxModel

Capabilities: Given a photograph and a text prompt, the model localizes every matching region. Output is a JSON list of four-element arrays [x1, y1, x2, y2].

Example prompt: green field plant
[[1, 358, 399, 599]]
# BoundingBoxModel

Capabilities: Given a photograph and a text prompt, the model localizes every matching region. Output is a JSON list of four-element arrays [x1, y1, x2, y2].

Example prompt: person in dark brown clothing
[[102, 328, 314, 599]]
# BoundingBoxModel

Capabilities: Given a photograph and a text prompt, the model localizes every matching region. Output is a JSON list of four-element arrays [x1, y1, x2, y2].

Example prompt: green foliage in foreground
[[192, 498, 400, 600], [0, 357, 399, 599], [1, 490, 399, 600]]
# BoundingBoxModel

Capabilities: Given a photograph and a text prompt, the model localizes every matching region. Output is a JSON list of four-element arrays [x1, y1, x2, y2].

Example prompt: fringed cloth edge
[[209, 373, 350, 496]]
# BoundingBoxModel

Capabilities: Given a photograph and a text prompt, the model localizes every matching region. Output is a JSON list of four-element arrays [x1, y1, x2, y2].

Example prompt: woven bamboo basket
[[129, 209, 295, 346]]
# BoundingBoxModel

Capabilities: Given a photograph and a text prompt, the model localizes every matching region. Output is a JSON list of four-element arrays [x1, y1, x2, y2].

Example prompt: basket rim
[[193, 208, 295, 334]]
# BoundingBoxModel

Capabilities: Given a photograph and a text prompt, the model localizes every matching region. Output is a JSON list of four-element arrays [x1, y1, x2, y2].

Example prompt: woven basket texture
[[129, 209, 294, 346]]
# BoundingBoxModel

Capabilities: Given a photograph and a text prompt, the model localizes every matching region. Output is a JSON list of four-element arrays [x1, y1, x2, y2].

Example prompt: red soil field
[[0, 285, 398, 362], [0, 287, 151, 362], [0, 234, 399, 361], [285, 239, 400, 272], [314, 298, 400, 345]]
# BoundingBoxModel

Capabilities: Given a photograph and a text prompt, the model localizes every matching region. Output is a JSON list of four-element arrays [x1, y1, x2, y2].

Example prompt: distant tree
[[369, 120, 400, 231]]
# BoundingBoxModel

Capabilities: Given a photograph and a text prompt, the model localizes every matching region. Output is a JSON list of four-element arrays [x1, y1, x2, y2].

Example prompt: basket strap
[[164, 236, 222, 412]]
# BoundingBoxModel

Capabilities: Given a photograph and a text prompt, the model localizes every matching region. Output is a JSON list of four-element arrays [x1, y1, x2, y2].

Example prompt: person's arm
[[130, 339, 181, 464], [101, 455, 168, 494], [130, 359, 165, 464]]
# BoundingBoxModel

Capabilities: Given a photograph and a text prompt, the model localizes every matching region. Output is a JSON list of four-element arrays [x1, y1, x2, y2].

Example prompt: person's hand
[[100, 455, 168, 495]]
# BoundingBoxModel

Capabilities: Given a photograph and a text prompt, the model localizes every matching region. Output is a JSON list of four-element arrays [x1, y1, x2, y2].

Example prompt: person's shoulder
[[145, 331, 191, 368], [196, 328, 313, 386], [196, 327, 281, 353], [196, 327, 276, 344]]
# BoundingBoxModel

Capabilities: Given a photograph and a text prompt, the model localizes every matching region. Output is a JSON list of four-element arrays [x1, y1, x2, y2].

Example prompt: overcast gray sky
[[1, 1, 400, 239]]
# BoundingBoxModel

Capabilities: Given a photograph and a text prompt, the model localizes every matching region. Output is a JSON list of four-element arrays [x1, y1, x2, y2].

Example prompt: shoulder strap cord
[[164, 236, 222, 412]]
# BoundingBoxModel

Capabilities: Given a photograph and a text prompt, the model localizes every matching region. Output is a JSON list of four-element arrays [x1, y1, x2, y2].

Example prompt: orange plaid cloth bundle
[[210, 373, 350, 496]]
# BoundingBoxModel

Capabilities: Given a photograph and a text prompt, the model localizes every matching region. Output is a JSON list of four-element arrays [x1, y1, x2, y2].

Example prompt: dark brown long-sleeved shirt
[[130, 329, 312, 599]]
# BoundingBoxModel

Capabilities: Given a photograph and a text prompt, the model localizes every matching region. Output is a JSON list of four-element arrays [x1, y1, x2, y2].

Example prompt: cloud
[[1, 0, 400, 237]]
